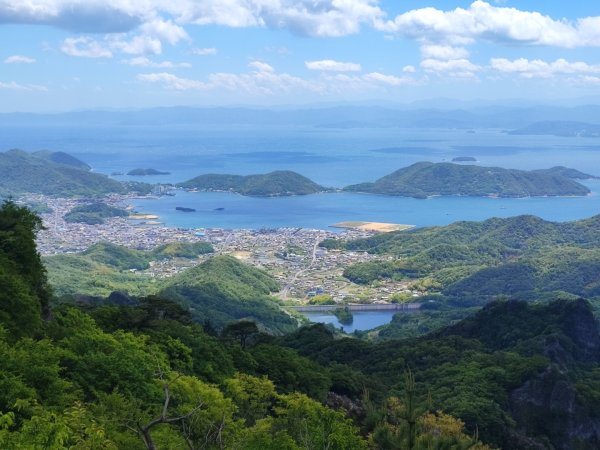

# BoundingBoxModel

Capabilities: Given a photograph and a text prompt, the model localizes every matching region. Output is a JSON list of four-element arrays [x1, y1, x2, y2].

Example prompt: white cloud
[[176, 0, 384, 37], [421, 58, 481, 78], [305, 59, 361, 72], [192, 47, 217, 56], [490, 57, 600, 79], [402, 65, 416, 73], [137, 72, 208, 90], [138, 65, 415, 96], [4, 55, 36, 64], [0, 0, 384, 38], [122, 56, 191, 68], [248, 61, 274, 72], [140, 19, 189, 45], [109, 35, 162, 55], [420, 45, 469, 60], [0, 80, 47, 91], [377, 1, 600, 48], [61, 37, 112, 58], [363, 72, 409, 86]]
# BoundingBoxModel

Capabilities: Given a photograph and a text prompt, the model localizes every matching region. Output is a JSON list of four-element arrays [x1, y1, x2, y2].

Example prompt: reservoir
[[301, 310, 400, 333]]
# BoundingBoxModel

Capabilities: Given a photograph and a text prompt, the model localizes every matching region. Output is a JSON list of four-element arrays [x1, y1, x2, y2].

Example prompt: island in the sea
[[175, 206, 196, 212], [343, 161, 593, 198], [179, 170, 326, 197], [127, 168, 171, 176], [452, 156, 477, 162]]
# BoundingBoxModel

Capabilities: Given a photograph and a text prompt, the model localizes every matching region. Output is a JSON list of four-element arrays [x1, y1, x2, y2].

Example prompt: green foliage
[[344, 161, 590, 197], [335, 214, 600, 305], [64, 202, 128, 225], [0, 149, 125, 197], [343, 260, 413, 284], [160, 256, 296, 334], [179, 170, 325, 196], [308, 294, 335, 305], [151, 241, 214, 259], [334, 306, 354, 325]]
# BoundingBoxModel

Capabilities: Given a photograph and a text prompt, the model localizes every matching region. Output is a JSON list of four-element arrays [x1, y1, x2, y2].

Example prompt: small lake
[[301, 310, 399, 333]]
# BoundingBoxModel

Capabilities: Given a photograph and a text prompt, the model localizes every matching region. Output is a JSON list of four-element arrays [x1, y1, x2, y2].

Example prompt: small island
[[175, 206, 196, 212], [452, 156, 477, 162], [64, 202, 129, 225], [333, 306, 353, 325], [179, 170, 326, 197], [343, 161, 592, 198], [127, 168, 171, 176]]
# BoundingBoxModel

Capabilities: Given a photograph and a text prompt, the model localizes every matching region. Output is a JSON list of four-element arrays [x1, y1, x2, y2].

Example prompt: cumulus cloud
[[377, 1, 600, 48], [305, 59, 361, 72], [192, 47, 217, 56], [248, 61, 275, 72], [176, 0, 384, 37], [108, 34, 162, 55], [140, 19, 189, 45], [490, 57, 600, 79], [402, 65, 416, 73], [61, 37, 112, 58], [122, 56, 191, 68], [421, 45, 469, 60], [421, 58, 481, 78], [0, 0, 383, 37], [4, 55, 36, 64], [363, 72, 409, 86]]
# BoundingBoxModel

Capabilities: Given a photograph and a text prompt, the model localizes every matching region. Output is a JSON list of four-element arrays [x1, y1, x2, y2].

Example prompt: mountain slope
[[179, 170, 325, 196], [343, 161, 591, 198]]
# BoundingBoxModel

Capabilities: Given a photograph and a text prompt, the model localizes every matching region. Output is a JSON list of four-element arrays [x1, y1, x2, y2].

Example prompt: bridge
[[289, 303, 422, 313]]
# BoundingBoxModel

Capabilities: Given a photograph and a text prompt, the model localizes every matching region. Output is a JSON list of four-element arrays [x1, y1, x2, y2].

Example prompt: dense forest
[[3, 201, 600, 448], [179, 171, 326, 196], [343, 162, 593, 198]]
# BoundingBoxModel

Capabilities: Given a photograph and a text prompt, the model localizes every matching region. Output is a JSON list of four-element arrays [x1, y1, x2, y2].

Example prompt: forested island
[[0, 149, 152, 197], [64, 202, 129, 224], [179, 170, 326, 196], [343, 161, 593, 198]]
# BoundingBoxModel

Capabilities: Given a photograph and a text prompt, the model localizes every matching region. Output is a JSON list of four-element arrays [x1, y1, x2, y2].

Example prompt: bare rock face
[[508, 299, 600, 450]]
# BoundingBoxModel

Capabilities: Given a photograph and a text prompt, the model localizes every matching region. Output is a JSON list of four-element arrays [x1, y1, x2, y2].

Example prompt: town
[[29, 193, 423, 305]]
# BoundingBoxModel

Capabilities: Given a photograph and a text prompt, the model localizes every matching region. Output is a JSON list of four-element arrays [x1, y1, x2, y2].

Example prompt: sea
[[3, 123, 600, 330]]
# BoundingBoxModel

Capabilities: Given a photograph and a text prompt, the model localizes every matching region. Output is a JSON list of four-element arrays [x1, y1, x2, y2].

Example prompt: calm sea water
[[2, 124, 600, 228], [301, 311, 399, 333]]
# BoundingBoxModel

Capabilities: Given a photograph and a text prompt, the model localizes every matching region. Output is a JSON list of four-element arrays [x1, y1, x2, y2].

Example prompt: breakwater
[[290, 303, 421, 313]]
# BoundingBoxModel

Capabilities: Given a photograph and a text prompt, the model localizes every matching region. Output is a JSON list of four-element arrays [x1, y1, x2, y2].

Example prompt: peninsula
[[179, 170, 325, 197], [343, 161, 592, 198]]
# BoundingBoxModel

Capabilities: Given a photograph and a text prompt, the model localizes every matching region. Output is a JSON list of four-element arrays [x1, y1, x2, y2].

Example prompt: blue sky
[[1, 0, 600, 112]]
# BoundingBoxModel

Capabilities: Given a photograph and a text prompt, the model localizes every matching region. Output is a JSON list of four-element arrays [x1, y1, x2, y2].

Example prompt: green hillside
[[179, 170, 325, 196], [32, 150, 92, 170], [45, 241, 214, 297], [160, 255, 296, 334], [343, 161, 592, 198], [64, 202, 129, 224], [0, 149, 125, 196], [323, 214, 600, 305]]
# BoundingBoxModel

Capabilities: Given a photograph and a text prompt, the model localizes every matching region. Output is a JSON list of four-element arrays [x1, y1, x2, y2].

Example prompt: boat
[[175, 206, 196, 212]]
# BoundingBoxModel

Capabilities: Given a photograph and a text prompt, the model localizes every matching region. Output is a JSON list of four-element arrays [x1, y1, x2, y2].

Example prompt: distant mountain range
[[344, 162, 594, 198], [508, 120, 600, 137], [2, 104, 600, 130]]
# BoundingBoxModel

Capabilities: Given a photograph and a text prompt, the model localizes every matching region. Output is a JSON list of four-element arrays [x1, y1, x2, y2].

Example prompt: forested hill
[[179, 170, 325, 196], [343, 161, 592, 198], [0, 149, 125, 197], [322, 214, 600, 304]]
